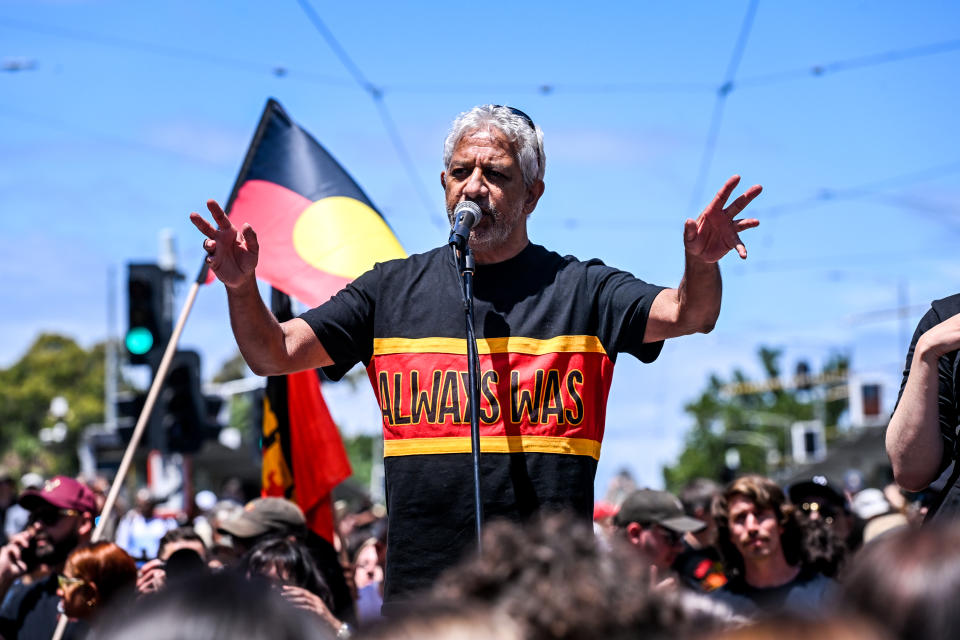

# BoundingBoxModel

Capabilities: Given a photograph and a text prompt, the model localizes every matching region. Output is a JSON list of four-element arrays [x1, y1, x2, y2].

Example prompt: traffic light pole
[[91, 278, 204, 543]]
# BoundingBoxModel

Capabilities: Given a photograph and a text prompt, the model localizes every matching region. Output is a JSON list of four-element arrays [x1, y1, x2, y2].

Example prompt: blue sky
[[2, 1, 958, 493]]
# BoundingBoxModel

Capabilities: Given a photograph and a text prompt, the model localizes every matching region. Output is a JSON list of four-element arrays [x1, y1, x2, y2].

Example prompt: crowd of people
[[0, 468, 951, 639]]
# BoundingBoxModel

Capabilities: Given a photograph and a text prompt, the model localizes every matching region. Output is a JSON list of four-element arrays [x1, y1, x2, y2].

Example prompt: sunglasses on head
[[29, 507, 78, 526], [493, 105, 536, 132]]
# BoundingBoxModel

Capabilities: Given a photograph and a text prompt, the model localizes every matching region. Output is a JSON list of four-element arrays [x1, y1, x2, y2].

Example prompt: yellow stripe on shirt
[[373, 335, 608, 357], [382, 435, 601, 460]]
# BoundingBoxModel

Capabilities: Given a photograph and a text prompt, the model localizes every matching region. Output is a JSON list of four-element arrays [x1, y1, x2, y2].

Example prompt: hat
[[788, 475, 845, 508], [19, 476, 97, 514], [613, 489, 705, 533], [851, 488, 891, 521], [217, 497, 305, 539]]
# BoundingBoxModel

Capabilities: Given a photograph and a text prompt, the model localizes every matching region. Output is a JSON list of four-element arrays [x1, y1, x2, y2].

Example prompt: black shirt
[[301, 242, 665, 602]]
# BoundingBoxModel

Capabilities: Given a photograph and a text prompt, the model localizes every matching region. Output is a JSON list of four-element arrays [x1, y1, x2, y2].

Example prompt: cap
[[787, 475, 845, 508], [19, 476, 98, 514], [613, 489, 705, 533], [217, 497, 305, 539], [851, 488, 891, 521]]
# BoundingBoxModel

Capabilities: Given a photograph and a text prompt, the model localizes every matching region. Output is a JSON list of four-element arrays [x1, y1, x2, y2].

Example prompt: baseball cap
[[788, 475, 845, 508], [217, 497, 305, 539], [613, 489, 705, 533], [19, 475, 98, 514], [851, 488, 891, 521]]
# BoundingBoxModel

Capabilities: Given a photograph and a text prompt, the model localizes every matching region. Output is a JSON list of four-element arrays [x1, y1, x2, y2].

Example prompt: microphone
[[448, 201, 483, 250]]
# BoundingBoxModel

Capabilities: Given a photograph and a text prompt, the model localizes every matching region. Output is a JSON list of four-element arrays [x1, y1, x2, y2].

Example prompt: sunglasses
[[29, 508, 79, 526], [493, 105, 536, 132], [57, 574, 85, 590], [653, 524, 683, 546]]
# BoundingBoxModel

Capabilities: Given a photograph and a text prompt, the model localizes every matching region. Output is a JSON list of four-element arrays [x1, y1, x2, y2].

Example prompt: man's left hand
[[684, 175, 761, 263]]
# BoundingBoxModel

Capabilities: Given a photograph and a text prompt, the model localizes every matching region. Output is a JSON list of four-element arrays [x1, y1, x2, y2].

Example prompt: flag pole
[[50, 266, 208, 640], [91, 274, 204, 543]]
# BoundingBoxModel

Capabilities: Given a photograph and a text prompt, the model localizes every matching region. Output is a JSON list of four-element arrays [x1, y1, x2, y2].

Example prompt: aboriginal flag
[[211, 98, 406, 306], [262, 289, 352, 543]]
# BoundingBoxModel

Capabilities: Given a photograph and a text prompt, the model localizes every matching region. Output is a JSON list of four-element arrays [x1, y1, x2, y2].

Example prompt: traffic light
[[126, 264, 171, 366], [161, 350, 220, 453]]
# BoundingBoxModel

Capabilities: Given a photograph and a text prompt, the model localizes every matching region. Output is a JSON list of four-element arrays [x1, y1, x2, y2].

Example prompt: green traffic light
[[125, 327, 154, 355]]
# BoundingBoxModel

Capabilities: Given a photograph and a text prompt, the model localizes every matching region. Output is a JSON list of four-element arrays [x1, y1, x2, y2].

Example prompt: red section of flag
[[205, 179, 351, 307], [286, 368, 352, 543]]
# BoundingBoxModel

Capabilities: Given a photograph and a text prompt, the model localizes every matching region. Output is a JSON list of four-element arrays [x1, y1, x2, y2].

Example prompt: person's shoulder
[[372, 245, 448, 273], [931, 293, 960, 320]]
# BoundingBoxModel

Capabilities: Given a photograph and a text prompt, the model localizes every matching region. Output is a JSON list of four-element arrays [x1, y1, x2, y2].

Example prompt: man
[[0, 475, 97, 639], [191, 104, 761, 603], [613, 489, 705, 583], [114, 487, 176, 562], [886, 293, 960, 520], [710, 475, 832, 618], [787, 475, 856, 552]]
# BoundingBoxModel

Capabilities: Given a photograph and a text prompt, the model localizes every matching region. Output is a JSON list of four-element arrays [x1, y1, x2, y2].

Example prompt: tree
[[0, 334, 106, 475], [662, 347, 850, 492]]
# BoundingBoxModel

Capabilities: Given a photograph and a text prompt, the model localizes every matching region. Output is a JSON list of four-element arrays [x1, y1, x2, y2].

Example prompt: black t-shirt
[[710, 569, 834, 618], [0, 574, 87, 640], [895, 293, 960, 520], [300, 242, 665, 602]]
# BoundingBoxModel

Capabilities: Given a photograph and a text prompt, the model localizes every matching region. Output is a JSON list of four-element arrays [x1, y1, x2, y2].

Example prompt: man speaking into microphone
[[191, 104, 761, 605]]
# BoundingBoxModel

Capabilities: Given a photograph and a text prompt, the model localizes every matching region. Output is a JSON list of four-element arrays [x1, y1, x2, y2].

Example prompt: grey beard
[[446, 203, 512, 252]]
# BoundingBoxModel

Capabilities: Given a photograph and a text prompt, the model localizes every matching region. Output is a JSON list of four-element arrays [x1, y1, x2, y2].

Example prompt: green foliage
[[343, 434, 375, 488], [0, 334, 106, 476], [662, 347, 851, 492], [212, 350, 251, 383]]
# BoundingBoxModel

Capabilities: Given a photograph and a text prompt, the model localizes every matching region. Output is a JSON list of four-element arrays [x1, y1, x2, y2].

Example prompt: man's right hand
[[190, 199, 259, 289]]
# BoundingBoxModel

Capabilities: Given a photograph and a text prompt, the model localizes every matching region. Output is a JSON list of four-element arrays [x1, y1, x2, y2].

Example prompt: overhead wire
[[293, 0, 444, 229], [687, 0, 760, 215]]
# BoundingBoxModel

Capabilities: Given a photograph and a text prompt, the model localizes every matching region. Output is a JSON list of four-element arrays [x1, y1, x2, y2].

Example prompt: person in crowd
[[57, 542, 137, 627], [351, 537, 385, 625], [674, 478, 727, 592], [114, 488, 176, 562], [886, 293, 960, 519], [700, 614, 889, 640], [89, 571, 332, 640], [0, 475, 98, 639], [4, 473, 42, 539], [850, 487, 908, 544], [136, 526, 209, 595], [613, 488, 706, 587], [837, 520, 960, 640], [191, 103, 762, 606], [787, 476, 857, 552], [357, 601, 523, 640], [243, 536, 348, 638], [218, 497, 355, 626], [710, 475, 833, 618], [0, 471, 18, 546], [432, 512, 739, 640]]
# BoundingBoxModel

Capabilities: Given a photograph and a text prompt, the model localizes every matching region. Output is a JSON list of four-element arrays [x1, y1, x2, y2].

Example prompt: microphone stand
[[450, 241, 484, 554]]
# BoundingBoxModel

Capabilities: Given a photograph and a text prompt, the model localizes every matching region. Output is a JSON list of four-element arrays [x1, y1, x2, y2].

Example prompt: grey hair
[[442, 105, 546, 187]]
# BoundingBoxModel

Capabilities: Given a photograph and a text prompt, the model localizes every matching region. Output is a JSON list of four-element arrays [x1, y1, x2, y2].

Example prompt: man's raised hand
[[189, 199, 259, 288], [684, 175, 762, 263]]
